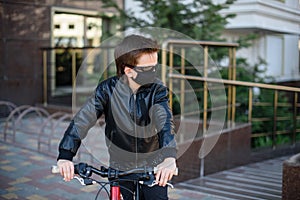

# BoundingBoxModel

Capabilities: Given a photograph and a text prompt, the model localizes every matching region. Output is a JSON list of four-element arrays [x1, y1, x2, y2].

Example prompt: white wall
[[265, 35, 284, 78], [221, 0, 300, 82], [285, 0, 300, 8], [282, 34, 300, 81], [223, 31, 300, 81]]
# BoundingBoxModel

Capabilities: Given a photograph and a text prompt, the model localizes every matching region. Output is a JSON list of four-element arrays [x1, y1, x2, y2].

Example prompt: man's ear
[[124, 67, 134, 78]]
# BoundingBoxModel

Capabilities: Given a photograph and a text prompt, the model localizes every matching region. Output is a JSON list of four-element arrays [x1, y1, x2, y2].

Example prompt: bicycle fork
[[110, 182, 121, 200], [110, 181, 143, 200]]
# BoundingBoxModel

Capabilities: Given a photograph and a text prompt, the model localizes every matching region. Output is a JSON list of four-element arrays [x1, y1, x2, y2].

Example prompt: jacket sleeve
[[57, 84, 107, 161], [153, 85, 177, 160]]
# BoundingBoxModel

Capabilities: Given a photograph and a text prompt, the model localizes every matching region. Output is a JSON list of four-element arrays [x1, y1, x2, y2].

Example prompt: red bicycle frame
[[110, 182, 121, 200]]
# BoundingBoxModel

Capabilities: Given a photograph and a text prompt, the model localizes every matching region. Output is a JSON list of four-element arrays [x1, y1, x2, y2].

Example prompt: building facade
[[125, 0, 300, 83], [0, 0, 121, 106], [220, 0, 300, 83], [1, 0, 299, 106]]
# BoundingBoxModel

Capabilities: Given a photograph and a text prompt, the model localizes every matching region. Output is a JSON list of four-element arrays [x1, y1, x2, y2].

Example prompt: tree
[[101, 0, 256, 63], [102, 0, 236, 41]]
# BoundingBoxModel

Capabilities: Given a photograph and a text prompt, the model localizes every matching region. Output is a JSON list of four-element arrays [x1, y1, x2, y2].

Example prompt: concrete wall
[[282, 154, 300, 200], [174, 123, 252, 182]]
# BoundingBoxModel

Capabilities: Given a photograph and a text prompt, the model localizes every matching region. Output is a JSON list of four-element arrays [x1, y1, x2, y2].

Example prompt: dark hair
[[114, 35, 159, 77]]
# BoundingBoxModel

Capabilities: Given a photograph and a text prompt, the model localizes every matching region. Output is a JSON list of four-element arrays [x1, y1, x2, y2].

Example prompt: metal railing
[[169, 74, 300, 147], [41, 40, 300, 149], [161, 39, 239, 133], [162, 39, 300, 149]]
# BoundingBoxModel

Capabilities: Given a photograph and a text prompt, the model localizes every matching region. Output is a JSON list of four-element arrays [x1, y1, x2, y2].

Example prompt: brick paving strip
[[0, 141, 109, 200], [0, 141, 221, 200]]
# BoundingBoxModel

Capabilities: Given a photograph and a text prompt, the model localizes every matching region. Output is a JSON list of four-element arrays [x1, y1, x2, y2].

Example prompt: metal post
[[231, 47, 236, 127], [273, 90, 278, 149], [169, 45, 174, 110], [200, 46, 208, 178], [161, 46, 167, 85], [180, 48, 185, 143], [103, 49, 108, 80], [203, 46, 208, 134], [200, 157, 204, 177], [72, 50, 77, 108], [227, 48, 232, 128], [248, 88, 253, 123], [43, 50, 48, 106], [293, 92, 298, 145]]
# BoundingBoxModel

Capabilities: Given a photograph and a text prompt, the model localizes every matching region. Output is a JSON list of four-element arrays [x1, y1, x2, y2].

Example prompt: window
[[88, 39, 93, 46], [51, 10, 110, 98], [69, 24, 75, 29]]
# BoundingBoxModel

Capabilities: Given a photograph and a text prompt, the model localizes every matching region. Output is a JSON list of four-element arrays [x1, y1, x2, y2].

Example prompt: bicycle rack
[[38, 112, 73, 156], [0, 101, 17, 135], [0, 101, 108, 163], [3, 105, 32, 142]]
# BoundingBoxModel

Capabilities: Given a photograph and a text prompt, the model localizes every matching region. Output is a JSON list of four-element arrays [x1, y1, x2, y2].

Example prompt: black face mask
[[132, 69, 156, 86]]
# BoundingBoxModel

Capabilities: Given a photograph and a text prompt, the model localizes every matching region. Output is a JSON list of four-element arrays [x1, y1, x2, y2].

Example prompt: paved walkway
[[0, 114, 221, 199], [177, 156, 288, 200], [0, 141, 221, 200], [0, 114, 290, 200]]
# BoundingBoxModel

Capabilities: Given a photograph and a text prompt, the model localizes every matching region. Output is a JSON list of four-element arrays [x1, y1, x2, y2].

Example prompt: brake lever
[[74, 176, 86, 185], [139, 180, 174, 189], [74, 176, 95, 186]]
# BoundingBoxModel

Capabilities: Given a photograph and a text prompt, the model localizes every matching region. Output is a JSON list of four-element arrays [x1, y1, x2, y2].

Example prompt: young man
[[57, 34, 177, 200]]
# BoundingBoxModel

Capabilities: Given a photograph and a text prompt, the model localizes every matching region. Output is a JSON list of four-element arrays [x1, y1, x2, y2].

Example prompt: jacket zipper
[[133, 93, 138, 168]]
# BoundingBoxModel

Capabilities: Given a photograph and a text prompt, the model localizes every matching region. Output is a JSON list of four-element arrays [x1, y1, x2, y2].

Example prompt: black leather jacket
[[58, 76, 177, 170]]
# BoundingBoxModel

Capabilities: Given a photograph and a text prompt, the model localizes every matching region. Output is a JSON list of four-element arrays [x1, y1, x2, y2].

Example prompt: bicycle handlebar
[[52, 162, 178, 189], [51, 163, 178, 177]]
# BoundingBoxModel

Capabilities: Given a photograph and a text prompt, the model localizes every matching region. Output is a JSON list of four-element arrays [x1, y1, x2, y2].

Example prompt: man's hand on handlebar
[[155, 157, 176, 187], [57, 159, 74, 181], [53, 160, 178, 189]]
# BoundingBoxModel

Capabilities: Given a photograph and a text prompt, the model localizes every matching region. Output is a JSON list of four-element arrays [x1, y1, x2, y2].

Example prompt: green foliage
[[252, 136, 273, 149], [102, 0, 236, 40], [297, 132, 300, 141], [101, 0, 260, 63], [236, 33, 259, 49]]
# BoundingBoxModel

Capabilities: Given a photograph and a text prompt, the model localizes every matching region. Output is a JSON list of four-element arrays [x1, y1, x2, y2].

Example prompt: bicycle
[[52, 163, 178, 200]]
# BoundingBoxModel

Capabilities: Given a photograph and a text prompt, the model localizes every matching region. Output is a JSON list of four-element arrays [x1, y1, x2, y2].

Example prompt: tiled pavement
[[0, 114, 221, 199], [0, 141, 222, 200], [0, 114, 289, 200]]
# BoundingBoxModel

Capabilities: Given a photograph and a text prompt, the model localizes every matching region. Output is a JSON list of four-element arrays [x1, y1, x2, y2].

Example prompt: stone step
[[176, 156, 289, 200]]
